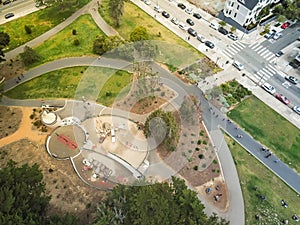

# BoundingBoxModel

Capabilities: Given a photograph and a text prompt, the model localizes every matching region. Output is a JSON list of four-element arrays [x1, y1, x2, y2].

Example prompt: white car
[[154, 5, 163, 13], [178, 22, 188, 30], [185, 8, 193, 14], [228, 33, 238, 41], [209, 22, 219, 30], [262, 82, 276, 95], [232, 61, 244, 70], [197, 35, 205, 43], [144, 0, 151, 5], [273, 32, 282, 40], [293, 106, 300, 115], [171, 17, 179, 25]]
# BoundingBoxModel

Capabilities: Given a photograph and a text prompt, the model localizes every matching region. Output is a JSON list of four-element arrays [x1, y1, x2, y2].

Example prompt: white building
[[223, 0, 281, 27]]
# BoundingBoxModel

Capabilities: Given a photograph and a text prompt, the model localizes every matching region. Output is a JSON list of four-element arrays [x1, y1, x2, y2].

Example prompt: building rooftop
[[238, 0, 259, 10]]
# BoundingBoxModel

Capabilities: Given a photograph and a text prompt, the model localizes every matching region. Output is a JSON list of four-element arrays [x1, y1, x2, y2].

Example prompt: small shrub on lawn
[[197, 140, 201, 145], [213, 159, 217, 164], [203, 140, 207, 145], [193, 165, 198, 171], [198, 154, 204, 159], [195, 147, 200, 151]]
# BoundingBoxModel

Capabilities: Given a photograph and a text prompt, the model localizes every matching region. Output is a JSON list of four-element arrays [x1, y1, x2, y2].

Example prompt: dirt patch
[[130, 96, 166, 114], [0, 58, 25, 81], [188, 0, 226, 17], [0, 106, 22, 139]]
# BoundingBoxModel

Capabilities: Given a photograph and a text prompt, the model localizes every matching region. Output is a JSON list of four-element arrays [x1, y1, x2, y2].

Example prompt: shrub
[[213, 159, 218, 164], [195, 147, 200, 151], [202, 140, 207, 145], [193, 165, 198, 171], [24, 25, 32, 34], [73, 39, 80, 46], [72, 29, 77, 35], [198, 154, 204, 159], [197, 140, 201, 145]]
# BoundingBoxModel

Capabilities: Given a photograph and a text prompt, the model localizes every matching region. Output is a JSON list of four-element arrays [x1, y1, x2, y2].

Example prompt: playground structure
[[56, 133, 78, 150]]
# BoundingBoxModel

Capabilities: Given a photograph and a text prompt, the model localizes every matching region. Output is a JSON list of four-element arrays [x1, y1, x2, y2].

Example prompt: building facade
[[223, 0, 281, 27]]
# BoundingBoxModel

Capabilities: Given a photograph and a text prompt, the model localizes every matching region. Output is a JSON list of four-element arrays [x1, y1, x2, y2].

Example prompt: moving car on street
[[285, 76, 298, 84]]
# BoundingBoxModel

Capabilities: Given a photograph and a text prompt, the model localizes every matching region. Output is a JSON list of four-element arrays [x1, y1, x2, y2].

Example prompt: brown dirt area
[[188, 0, 226, 17], [0, 106, 22, 139], [0, 106, 105, 224], [0, 58, 26, 81]]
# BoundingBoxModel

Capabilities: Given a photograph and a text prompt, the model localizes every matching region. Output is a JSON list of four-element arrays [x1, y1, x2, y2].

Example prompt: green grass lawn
[[228, 96, 300, 173], [225, 135, 300, 225], [29, 14, 104, 68], [99, 0, 210, 71], [5, 66, 132, 107], [0, 0, 90, 51]]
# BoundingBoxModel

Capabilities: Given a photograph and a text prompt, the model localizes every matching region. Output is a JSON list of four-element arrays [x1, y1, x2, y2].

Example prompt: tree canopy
[[273, 0, 300, 21], [93, 35, 124, 55], [109, 0, 124, 27], [129, 26, 150, 42], [93, 177, 229, 225], [0, 31, 10, 62], [19, 46, 41, 66], [0, 160, 78, 225]]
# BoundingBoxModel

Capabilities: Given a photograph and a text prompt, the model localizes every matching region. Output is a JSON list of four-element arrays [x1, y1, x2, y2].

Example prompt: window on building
[[234, 12, 237, 17], [229, 10, 232, 15], [245, 18, 249, 23], [237, 5, 239, 10], [231, 2, 234, 7]]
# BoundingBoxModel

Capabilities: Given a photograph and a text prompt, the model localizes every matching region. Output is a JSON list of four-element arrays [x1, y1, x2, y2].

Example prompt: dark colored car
[[193, 13, 201, 19], [187, 28, 197, 37], [281, 21, 290, 29], [4, 13, 14, 19], [218, 26, 228, 35], [285, 76, 298, 84], [2, 0, 11, 5], [186, 18, 194, 26], [162, 11, 170, 18], [205, 41, 215, 49], [177, 3, 186, 10]]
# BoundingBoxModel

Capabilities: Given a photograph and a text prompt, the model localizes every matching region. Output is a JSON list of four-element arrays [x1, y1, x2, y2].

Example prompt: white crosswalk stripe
[[249, 43, 277, 64], [252, 64, 277, 83], [222, 42, 245, 58]]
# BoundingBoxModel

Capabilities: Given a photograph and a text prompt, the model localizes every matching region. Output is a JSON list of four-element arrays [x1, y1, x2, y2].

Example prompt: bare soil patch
[[0, 59, 25, 81], [130, 96, 166, 114], [0, 106, 22, 139]]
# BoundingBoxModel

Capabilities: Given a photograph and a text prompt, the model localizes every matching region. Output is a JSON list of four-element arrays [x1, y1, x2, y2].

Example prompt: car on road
[[273, 32, 282, 40], [4, 13, 14, 19], [218, 27, 228, 35], [2, 0, 11, 5], [262, 82, 276, 95], [276, 93, 290, 105], [205, 41, 215, 49], [232, 61, 244, 70], [193, 13, 201, 19], [188, 28, 197, 37], [186, 18, 194, 26], [285, 76, 298, 84], [197, 35, 205, 43], [178, 22, 188, 30], [185, 8, 193, 14], [171, 17, 179, 25], [264, 29, 276, 39], [154, 5, 163, 13], [143, 0, 151, 5], [228, 33, 238, 41], [177, 3, 186, 10], [293, 106, 300, 115], [275, 50, 284, 57], [281, 21, 290, 29], [209, 22, 219, 30], [162, 11, 170, 18]]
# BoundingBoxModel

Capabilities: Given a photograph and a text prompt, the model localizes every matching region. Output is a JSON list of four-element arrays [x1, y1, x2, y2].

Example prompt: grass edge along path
[[225, 134, 300, 225], [228, 96, 300, 173], [5, 66, 133, 107]]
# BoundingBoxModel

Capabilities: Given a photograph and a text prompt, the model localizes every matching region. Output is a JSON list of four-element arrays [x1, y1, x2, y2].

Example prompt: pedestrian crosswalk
[[222, 41, 246, 59], [252, 64, 278, 83], [248, 42, 277, 63]]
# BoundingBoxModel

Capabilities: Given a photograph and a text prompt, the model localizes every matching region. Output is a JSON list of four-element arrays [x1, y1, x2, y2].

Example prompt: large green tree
[[109, 0, 124, 27], [273, 0, 300, 21], [93, 177, 229, 225], [129, 26, 150, 42], [93, 35, 123, 55], [0, 31, 10, 62], [20, 45, 41, 66]]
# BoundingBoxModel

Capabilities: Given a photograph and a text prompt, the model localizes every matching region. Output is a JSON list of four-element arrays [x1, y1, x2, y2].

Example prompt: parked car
[[293, 106, 300, 115], [177, 3, 186, 9], [2, 0, 11, 5], [154, 5, 163, 13], [187, 28, 197, 37], [197, 35, 205, 43], [143, 0, 151, 5], [205, 41, 215, 49], [162, 11, 170, 18], [264, 29, 276, 39], [209, 22, 219, 30], [281, 21, 290, 29], [285, 75, 298, 84], [273, 32, 282, 40], [232, 61, 244, 70], [262, 82, 276, 95], [228, 33, 238, 41], [276, 93, 290, 105], [193, 13, 201, 19], [4, 13, 14, 19], [185, 8, 193, 14], [186, 18, 194, 26], [171, 17, 179, 25], [275, 50, 284, 57], [218, 26, 229, 35], [178, 22, 188, 30]]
